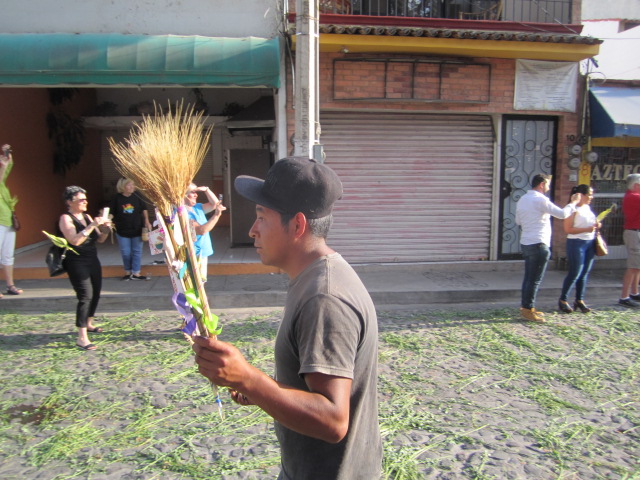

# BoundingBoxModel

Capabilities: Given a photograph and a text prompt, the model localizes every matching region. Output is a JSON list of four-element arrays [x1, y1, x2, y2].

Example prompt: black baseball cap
[[234, 157, 343, 219]]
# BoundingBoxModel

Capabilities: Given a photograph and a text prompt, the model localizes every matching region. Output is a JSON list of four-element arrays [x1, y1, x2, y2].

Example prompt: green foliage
[[0, 307, 637, 479], [42, 231, 79, 255]]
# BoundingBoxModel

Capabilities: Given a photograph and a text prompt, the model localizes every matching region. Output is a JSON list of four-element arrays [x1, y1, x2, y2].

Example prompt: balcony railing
[[318, 0, 573, 24]]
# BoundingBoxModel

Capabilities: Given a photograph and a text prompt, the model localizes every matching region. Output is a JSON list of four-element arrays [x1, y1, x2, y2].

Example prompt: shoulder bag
[[595, 230, 608, 257], [45, 245, 67, 277]]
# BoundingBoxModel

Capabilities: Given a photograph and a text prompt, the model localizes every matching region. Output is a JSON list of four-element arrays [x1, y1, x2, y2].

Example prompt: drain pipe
[[293, 0, 321, 160]]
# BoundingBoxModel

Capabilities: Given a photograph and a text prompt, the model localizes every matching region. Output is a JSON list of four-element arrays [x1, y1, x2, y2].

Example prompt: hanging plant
[[192, 88, 209, 114], [46, 88, 86, 175], [49, 88, 78, 106]]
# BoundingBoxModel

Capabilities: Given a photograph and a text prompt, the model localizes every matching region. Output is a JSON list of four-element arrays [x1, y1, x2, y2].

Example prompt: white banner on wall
[[514, 60, 578, 112]]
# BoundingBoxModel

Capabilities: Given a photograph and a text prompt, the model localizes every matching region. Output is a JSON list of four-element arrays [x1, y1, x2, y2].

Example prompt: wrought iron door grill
[[499, 117, 557, 259]]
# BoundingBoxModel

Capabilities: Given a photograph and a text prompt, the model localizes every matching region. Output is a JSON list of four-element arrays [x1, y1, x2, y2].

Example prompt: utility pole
[[293, 0, 321, 161]]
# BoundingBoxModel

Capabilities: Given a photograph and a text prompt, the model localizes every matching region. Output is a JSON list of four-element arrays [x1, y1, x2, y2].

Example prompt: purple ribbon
[[172, 292, 197, 335]]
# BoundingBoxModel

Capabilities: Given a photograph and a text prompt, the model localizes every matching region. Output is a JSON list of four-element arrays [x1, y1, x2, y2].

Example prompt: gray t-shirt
[[274, 253, 382, 480]]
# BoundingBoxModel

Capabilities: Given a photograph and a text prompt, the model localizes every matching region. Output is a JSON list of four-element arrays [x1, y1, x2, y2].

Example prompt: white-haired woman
[[110, 178, 151, 280]]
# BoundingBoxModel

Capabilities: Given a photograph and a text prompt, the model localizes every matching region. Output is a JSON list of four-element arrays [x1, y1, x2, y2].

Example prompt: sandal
[[76, 343, 97, 351], [6, 285, 22, 295], [87, 327, 104, 333]]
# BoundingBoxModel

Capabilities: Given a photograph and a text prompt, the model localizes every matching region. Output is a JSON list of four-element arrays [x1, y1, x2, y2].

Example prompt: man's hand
[[192, 335, 254, 390], [229, 389, 254, 405], [192, 336, 353, 442]]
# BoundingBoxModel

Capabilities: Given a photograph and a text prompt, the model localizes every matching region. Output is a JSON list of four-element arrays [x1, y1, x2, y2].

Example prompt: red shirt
[[623, 189, 640, 229]]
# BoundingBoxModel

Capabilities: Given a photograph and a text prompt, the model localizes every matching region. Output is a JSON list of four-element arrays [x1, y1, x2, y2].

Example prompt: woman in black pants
[[59, 186, 110, 350]]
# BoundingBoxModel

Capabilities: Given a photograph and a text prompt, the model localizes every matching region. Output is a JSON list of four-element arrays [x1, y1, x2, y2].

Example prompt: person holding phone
[[59, 186, 111, 350], [0, 144, 22, 297]]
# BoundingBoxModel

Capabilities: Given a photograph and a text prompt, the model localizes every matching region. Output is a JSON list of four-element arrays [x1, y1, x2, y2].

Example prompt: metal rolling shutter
[[321, 112, 494, 263]]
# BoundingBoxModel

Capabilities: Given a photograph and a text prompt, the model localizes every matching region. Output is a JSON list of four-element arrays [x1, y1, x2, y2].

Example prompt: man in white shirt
[[515, 174, 582, 322]]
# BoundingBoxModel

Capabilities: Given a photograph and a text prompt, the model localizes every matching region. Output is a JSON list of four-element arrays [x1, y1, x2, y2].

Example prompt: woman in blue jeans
[[559, 185, 600, 313], [111, 178, 151, 280]]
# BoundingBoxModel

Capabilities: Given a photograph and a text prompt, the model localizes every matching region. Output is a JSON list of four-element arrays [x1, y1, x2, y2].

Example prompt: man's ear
[[292, 212, 308, 238]]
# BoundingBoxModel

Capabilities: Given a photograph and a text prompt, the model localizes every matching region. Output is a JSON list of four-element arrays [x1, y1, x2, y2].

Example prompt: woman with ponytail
[[558, 184, 600, 313]]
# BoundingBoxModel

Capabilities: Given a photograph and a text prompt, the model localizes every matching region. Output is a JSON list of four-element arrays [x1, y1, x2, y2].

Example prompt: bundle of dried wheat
[[109, 101, 223, 416], [109, 101, 211, 218]]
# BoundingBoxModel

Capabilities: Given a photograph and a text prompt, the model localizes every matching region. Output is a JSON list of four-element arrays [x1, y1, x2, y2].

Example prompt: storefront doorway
[[499, 116, 557, 259]]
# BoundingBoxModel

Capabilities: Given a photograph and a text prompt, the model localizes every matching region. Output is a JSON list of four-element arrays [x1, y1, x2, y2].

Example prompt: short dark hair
[[308, 216, 333, 239], [279, 212, 333, 239], [63, 186, 86, 203], [532, 174, 551, 189]]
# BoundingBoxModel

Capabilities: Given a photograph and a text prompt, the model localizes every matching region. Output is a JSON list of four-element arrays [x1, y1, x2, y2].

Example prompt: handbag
[[595, 231, 608, 257], [45, 245, 67, 277], [11, 212, 20, 231]]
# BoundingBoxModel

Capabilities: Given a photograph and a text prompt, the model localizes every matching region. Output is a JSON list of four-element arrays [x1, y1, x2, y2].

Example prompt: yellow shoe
[[532, 308, 546, 317], [520, 307, 546, 323]]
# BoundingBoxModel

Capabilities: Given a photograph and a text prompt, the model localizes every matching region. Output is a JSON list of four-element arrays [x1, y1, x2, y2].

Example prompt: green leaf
[[183, 289, 203, 315], [42, 231, 79, 255], [203, 313, 222, 336]]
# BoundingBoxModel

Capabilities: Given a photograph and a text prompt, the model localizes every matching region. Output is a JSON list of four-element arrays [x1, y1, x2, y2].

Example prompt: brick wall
[[286, 53, 581, 124], [285, 52, 585, 258]]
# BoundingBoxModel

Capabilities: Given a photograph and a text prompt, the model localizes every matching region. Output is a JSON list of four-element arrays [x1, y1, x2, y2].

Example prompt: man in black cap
[[192, 157, 382, 480]]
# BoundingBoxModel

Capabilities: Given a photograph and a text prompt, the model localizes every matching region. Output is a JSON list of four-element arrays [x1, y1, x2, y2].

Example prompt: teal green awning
[[0, 34, 280, 87]]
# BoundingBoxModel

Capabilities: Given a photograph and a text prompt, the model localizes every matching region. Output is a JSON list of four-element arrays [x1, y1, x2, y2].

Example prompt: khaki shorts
[[624, 229, 640, 269]]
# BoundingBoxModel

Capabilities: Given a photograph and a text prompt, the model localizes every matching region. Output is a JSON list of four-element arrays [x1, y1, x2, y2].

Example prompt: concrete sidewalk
[[0, 261, 628, 313]]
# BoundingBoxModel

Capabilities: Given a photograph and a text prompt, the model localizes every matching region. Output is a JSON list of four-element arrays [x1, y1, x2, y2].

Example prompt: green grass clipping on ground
[[0, 307, 637, 479]]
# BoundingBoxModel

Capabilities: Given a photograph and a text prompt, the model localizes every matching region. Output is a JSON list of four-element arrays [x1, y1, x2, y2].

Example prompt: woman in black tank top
[[59, 186, 111, 351]]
